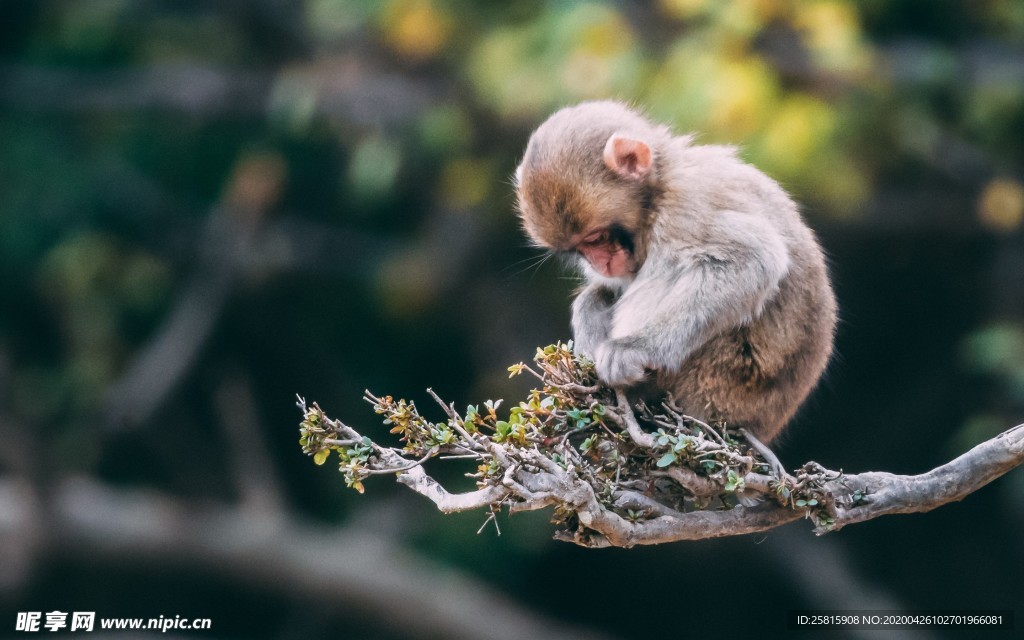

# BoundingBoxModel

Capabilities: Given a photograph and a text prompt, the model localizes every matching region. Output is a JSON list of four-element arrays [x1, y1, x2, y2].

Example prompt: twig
[[740, 428, 791, 480], [363, 448, 438, 476], [614, 390, 656, 449]]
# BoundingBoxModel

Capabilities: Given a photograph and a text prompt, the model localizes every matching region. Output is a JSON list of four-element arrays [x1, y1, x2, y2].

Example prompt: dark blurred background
[[1, 1, 1023, 638]]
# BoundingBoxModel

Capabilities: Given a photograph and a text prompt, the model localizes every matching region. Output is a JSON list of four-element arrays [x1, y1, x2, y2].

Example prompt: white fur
[[579, 258, 633, 290], [597, 209, 790, 386]]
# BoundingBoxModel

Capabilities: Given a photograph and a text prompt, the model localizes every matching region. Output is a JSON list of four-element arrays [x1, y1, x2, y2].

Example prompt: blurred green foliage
[[2, 0, 1024, 637], [4, 0, 1023, 427]]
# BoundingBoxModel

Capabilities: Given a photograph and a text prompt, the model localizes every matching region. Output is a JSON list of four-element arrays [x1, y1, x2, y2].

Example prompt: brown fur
[[515, 101, 836, 441]]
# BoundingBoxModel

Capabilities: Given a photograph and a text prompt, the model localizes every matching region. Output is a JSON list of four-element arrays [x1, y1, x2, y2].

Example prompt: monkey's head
[[514, 101, 669, 281]]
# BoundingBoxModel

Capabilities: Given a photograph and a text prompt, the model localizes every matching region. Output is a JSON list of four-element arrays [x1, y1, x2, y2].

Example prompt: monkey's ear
[[603, 134, 653, 181]]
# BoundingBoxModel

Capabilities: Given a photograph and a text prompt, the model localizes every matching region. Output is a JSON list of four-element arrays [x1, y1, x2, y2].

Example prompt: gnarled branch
[[298, 343, 1024, 548]]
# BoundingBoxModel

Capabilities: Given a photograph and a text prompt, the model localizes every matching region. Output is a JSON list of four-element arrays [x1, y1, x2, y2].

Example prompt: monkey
[[514, 101, 836, 443]]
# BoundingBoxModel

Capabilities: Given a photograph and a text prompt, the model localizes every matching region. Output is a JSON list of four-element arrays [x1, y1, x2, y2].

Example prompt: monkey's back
[[652, 144, 837, 441]]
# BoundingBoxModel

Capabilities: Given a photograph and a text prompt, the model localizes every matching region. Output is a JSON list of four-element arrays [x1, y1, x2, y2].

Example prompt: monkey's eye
[[580, 229, 612, 247]]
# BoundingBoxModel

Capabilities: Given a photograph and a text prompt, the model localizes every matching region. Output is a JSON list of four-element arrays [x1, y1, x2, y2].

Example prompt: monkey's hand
[[571, 283, 617, 359], [594, 338, 653, 387]]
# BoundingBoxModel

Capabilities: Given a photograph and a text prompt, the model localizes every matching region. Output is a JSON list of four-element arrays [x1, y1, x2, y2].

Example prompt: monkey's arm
[[597, 211, 790, 386], [571, 282, 617, 358]]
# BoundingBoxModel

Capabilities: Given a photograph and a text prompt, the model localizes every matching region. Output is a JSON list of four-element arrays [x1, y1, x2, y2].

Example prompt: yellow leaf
[[658, 0, 709, 20], [978, 179, 1024, 233], [760, 93, 835, 173], [439, 157, 493, 208], [794, 0, 870, 75], [381, 0, 451, 62]]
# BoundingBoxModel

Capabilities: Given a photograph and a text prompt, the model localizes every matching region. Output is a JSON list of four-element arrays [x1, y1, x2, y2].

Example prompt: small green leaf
[[313, 449, 330, 465], [656, 452, 677, 468]]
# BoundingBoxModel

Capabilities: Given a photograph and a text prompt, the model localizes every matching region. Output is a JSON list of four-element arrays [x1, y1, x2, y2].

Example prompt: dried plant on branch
[[298, 343, 1024, 548]]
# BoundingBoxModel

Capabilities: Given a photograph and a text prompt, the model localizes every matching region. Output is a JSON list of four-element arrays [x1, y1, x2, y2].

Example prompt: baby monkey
[[515, 101, 836, 442]]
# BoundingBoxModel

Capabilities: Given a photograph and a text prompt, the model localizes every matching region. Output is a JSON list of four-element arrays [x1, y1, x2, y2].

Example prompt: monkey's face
[[515, 153, 653, 281], [573, 225, 637, 279], [515, 102, 661, 281], [515, 167, 643, 280]]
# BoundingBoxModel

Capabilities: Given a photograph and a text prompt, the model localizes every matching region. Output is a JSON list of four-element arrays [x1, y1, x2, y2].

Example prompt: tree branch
[[0, 59, 439, 128], [0, 477, 610, 640], [298, 343, 1024, 548], [827, 424, 1024, 530]]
